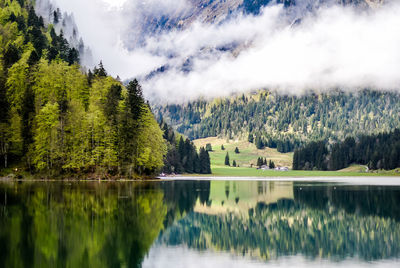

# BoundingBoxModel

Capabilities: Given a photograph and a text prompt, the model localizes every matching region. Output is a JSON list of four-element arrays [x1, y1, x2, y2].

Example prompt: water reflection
[[194, 181, 293, 215], [1, 180, 400, 267], [0, 182, 167, 268]]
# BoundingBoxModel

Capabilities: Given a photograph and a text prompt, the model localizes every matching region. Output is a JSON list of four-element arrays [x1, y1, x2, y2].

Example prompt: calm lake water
[[1, 178, 400, 267]]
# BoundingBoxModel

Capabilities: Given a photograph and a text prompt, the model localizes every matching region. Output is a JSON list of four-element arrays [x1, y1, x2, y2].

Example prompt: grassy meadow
[[193, 137, 293, 168], [192, 137, 400, 177]]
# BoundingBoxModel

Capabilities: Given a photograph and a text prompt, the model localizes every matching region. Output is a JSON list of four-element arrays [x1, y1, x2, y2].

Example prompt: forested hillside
[[293, 129, 400, 171], [161, 122, 211, 174], [0, 0, 166, 177], [157, 90, 400, 153]]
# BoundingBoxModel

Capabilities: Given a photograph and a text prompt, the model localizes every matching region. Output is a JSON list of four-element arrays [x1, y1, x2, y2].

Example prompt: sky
[[102, 0, 127, 8], [52, 0, 400, 103]]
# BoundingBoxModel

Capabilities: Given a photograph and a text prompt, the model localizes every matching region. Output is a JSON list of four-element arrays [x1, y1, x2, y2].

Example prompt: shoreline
[[1, 175, 400, 186], [160, 176, 400, 186]]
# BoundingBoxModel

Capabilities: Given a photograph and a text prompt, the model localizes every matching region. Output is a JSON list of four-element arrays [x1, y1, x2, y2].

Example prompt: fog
[[52, 0, 400, 103]]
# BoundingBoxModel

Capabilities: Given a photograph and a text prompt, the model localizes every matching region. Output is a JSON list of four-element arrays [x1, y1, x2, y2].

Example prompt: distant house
[[261, 165, 269, 170], [275, 167, 289, 171]]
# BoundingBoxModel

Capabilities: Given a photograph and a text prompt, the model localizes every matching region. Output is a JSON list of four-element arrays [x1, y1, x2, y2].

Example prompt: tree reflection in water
[[1, 180, 400, 267], [159, 181, 400, 262], [0, 182, 167, 268]]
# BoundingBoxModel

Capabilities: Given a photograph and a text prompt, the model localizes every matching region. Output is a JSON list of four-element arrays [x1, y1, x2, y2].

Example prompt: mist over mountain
[[50, 0, 397, 103], [119, 0, 384, 49], [35, 0, 94, 67]]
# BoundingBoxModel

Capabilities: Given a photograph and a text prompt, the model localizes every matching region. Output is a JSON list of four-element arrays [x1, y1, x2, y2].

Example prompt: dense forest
[[161, 122, 211, 174], [0, 0, 167, 177], [293, 129, 400, 171], [157, 90, 400, 153]]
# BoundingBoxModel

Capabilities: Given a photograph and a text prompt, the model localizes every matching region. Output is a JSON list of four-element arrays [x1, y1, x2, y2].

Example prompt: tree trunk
[[4, 153, 7, 169]]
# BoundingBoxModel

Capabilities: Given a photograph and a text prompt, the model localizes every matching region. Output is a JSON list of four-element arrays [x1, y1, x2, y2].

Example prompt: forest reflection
[[1, 180, 400, 267]]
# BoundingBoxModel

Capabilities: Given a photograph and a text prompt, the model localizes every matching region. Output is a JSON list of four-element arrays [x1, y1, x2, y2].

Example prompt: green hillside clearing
[[192, 138, 400, 177]]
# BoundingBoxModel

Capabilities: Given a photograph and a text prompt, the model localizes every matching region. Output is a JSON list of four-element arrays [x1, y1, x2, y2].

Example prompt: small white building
[[261, 165, 269, 170], [275, 167, 289, 171]]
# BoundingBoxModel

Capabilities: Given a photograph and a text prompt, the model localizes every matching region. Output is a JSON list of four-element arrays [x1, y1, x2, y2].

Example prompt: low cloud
[[53, 0, 400, 103]]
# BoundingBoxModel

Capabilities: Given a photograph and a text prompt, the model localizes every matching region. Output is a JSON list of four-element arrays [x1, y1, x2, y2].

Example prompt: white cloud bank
[[53, 0, 400, 103]]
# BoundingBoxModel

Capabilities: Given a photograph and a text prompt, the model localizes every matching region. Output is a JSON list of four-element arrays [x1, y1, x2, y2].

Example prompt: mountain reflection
[[1, 180, 400, 267], [159, 181, 400, 262]]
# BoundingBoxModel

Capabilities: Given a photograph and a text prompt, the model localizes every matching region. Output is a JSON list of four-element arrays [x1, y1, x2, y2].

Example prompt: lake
[[1, 178, 400, 267]]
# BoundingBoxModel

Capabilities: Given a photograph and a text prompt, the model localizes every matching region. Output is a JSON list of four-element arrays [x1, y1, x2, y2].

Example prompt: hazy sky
[[53, 0, 400, 103], [102, 0, 127, 8]]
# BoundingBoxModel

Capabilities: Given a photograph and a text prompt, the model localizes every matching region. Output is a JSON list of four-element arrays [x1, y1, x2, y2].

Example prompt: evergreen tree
[[234, 147, 240, 154], [127, 79, 144, 121], [294, 129, 400, 171], [87, 69, 94, 86], [205, 143, 212, 152], [225, 152, 230, 166], [221, 144, 225, 150], [104, 84, 122, 122], [199, 147, 211, 174], [257, 157, 263, 167], [0, 77, 10, 168], [293, 149, 299, 170], [269, 160, 275, 169], [178, 137, 185, 162], [248, 133, 254, 143], [255, 137, 264, 149], [93, 61, 107, 77], [3, 44, 20, 69]]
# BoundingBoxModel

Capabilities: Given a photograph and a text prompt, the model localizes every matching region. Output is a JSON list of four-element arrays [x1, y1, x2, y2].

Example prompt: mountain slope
[[129, 0, 384, 46], [156, 89, 400, 152]]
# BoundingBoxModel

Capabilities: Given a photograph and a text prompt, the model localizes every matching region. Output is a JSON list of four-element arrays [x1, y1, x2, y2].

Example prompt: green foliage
[[255, 136, 264, 149], [256, 157, 262, 167], [134, 106, 167, 173], [234, 147, 240, 154], [157, 90, 400, 153], [0, 182, 168, 267], [33, 102, 59, 170], [292, 141, 328, 171], [161, 122, 211, 174], [93, 60, 107, 77], [205, 143, 212, 152], [199, 147, 211, 174], [248, 133, 254, 143], [0, 2, 166, 176], [221, 144, 225, 150], [256, 157, 268, 167], [293, 129, 400, 171], [268, 159, 275, 169], [225, 152, 230, 166], [163, 190, 400, 261]]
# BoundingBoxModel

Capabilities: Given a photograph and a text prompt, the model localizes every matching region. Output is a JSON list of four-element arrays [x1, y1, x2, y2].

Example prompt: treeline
[[0, 0, 166, 176], [293, 129, 400, 171], [157, 90, 400, 153], [161, 122, 211, 174], [256, 157, 275, 169]]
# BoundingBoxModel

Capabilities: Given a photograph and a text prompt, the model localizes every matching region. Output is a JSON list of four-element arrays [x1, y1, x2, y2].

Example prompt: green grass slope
[[192, 138, 400, 177]]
